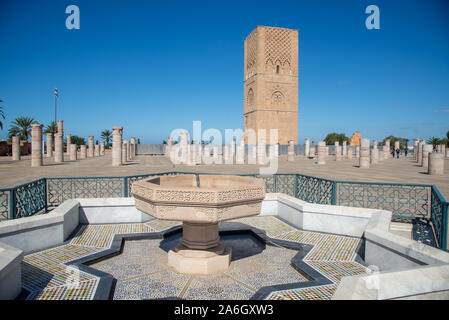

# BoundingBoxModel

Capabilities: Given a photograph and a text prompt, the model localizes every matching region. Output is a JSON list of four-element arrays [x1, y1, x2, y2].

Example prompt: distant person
[[404, 148, 408, 157], [396, 148, 400, 158], [391, 149, 395, 158]]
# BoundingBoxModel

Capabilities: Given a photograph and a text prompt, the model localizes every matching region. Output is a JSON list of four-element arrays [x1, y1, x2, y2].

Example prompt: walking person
[[396, 148, 400, 158]]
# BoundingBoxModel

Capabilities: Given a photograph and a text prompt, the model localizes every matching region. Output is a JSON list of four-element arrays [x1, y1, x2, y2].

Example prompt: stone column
[[359, 138, 370, 168], [165, 137, 172, 157], [309, 145, 316, 159], [179, 131, 189, 165], [213, 146, 221, 164], [57, 120, 63, 134], [80, 145, 87, 159], [422, 144, 433, 169], [287, 140, 295, 162], [31, 123, 43, 167], [342, 141, 347, 159], [385, 139, 391, 158], [428, 153, 444, 175], [371, 140, 379, 164], [355, 146, 360, 158], [55, 133, 64, 163], [326, 146, 329, 157], [12, 136, 20, 161], [122, 140, 128, 163], [66, 134, 71, 156], [317, 141, 326, 165], [94, 144, 100, 157], [378, 146, 384, 161], [445, 150, 449, 159], [112, 127, 123, 166], [231, 138, 236, 164], [305, 138, 310, 157], [236, 140, 245, 164], [131, 137, 137, 158], [46, 133, 53, 158], [347, 147, 352, 159], [70, 144, 77, 161], [417, 142, 424, 165], [394, 140, 400, 151], [100, 141, 105, 156], [413, 139, 419, 161], [334, 142, 341, 161], [127, 140, 131, 161], [88, 136, 94, 157]]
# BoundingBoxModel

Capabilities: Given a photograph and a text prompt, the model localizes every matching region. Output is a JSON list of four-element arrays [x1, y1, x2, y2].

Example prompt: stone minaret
[[243, 26, 299, 144]]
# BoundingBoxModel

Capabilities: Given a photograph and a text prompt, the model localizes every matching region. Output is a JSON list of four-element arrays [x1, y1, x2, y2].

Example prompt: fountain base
[[168, 243, 232, 275]]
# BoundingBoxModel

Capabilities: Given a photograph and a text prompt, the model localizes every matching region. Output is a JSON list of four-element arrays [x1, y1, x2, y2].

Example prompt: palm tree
[[44, 121, 56, 140], [101, 129, 112, 148], [8, 116, 37, 142], [0, 100, 5, 130]]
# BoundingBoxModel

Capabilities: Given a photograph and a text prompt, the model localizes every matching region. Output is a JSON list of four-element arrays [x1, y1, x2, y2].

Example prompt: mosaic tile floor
[[21, 216, 368, 300]]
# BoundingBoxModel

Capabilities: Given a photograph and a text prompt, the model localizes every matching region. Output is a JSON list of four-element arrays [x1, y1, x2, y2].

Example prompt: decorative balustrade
[[0, 171, 447, 250]]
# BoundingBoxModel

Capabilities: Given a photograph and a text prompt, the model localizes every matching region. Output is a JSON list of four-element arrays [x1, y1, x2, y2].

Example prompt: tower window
[[276, 65, 280, 74]]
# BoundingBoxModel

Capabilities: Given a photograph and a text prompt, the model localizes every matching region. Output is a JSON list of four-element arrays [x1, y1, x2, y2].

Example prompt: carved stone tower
[[243, 26, 299, 144]]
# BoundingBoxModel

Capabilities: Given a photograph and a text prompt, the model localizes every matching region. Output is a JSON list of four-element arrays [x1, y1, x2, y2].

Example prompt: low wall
[[0, 200, 79, 253], [0, 242, 22, 300], [272, 193, 378, 237], [78, 198, 153, 224]]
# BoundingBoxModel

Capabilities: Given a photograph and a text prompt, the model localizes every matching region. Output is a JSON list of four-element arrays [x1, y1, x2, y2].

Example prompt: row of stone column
[[166, 132, 279, 166], [290, 137, 393, 169], [13, 120, 107, 167], [111, 126, 137, 166], [413, 139, 445, 175]]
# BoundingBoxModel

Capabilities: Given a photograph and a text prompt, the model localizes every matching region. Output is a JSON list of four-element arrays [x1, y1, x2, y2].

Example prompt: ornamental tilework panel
[[23, 244, 103, 300], [304, 235, 360, 262], [113, 270, 191, 300], [233, 216, 296, 238], [145, 219, 181, 232], [26, 280, 99, 300], [182, 274, 254, 300], [70, 223, 153, 248], [267, 284, 338, 300], [307, 261, 368, 284], [22, 217, 366, 300]]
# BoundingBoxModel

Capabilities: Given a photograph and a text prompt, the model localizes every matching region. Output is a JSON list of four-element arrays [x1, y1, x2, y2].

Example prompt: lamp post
[[54, 88, 58, 134]]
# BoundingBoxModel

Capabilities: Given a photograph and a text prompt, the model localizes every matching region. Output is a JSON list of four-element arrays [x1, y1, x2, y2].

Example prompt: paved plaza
[[1, 152, 448, 199]]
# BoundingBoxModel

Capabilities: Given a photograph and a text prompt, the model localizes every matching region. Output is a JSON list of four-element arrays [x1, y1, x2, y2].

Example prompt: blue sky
[[0, 0, 448, 144]]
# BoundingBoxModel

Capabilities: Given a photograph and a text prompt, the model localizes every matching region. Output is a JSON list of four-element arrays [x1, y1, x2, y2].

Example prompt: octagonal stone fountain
[[131, 174, 265, 274]]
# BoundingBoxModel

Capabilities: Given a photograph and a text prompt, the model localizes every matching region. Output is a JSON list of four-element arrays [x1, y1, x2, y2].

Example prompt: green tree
[[382, 136, 408, 150], [323, 133, 349, 146], [44, 121, 56, 141], [70, 135, 86, 147], [447, 130, 449, 140], [0, 100, 5, 130], [101, 129, 112, 148], [427, 136, 441, 149], [7, 116, 37, 141]]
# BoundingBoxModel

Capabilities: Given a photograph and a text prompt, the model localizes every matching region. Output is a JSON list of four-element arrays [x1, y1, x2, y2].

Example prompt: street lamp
[[54, 88, 58, 134]]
